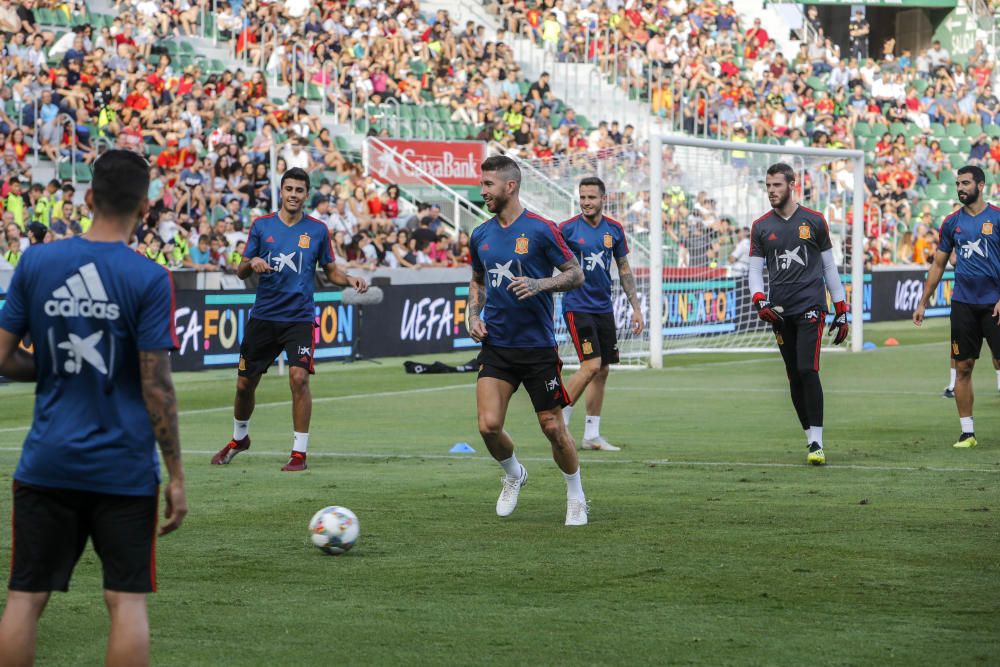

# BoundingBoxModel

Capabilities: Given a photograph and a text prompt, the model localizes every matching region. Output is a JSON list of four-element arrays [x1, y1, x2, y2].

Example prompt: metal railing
[[487, 141, 575, 222], [363, 137, 489, 238]]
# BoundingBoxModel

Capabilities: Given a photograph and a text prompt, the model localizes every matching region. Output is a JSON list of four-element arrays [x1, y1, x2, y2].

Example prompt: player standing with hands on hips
[[467, 155, 589, 526], [913, 165, 1000, 448], [0, 150, 186, 666], [748, 163, 849, 465], [211, 167, 368, 472], [559, 176, 644, 451]]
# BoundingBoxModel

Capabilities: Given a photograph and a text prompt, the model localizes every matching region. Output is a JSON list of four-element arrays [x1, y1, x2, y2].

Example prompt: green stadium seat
[[948, 154, 966, 169], [805, 76, 827, 92], [889, 122, 907, 137], [955, 138, 972, 154], [946, 123, 966, 137], [58, 162, 73, 181], [966, 123, 983, 137], [854, 122, 872, 137], [912, 79, 929, 95], [986, 124, 1000, 138], [870, 123, 889, 137], [930, 123, 947, 137], [75, 163, 92, 183]]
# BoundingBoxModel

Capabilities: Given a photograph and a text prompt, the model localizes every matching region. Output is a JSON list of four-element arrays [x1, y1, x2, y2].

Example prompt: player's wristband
[[834, 301, 848, 316], [752, 292, 766, 305]]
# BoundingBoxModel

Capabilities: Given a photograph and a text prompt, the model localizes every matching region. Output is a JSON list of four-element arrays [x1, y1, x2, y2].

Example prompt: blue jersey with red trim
[[243, 213, 334, 322], [470, 209, 574, 348], [937, 204, 1000, 305], [559, 214, 629, 314], [0, 237, 178, 495]]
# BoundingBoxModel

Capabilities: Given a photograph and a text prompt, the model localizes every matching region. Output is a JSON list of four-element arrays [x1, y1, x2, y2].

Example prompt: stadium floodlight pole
[[649, 135, 664, 369]]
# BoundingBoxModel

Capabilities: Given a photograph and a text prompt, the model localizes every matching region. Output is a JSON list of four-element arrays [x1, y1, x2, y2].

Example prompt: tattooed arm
[[139, 350, 188, 536], [467, 268, 488, 342], [616, 255, 645, 335], [509, 258, 584, 300]]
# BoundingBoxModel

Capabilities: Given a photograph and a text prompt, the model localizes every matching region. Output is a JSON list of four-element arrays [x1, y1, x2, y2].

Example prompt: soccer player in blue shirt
[[211, 168, 368, 472], [914, 165, 1000, 448], [0, 150, 186, 666], [559, 177, 644, 451], [467, 156, 589, 526]]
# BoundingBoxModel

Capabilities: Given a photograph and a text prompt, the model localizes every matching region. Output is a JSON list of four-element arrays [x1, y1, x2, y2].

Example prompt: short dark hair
[[480, 155, 521, 185], [957, 165, 986, 185], [579, 176, 606, 195], [91, 149, 150, 215], [280, 167, 310, 190], [766, 162, 796, 183]]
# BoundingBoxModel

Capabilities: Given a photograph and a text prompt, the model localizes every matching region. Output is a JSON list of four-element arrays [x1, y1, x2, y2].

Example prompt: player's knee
[[235, 376, 256, 397], [596, 365, 610, 380], [577, 359, 601, 379], [478, 414, 504, 438], [537, 412, 565, 441], [796, 367, 819, 383], [103, 591, 147, 616], [288, 370, 310, 394], [955, 361, 974, 378]]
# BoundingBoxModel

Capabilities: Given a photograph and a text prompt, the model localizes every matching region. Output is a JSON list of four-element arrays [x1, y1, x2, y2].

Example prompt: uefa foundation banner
[[870, 269, 954, 322], [171, 289, 357, 372], [359, 282, 478, 358]]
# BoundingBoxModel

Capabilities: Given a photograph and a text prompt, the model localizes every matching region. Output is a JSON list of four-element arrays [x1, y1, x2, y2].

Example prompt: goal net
[[514, 136, 865, 368]]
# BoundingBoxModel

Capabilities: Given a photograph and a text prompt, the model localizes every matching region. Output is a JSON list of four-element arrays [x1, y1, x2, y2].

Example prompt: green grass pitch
[[0, 318, 998, 665]]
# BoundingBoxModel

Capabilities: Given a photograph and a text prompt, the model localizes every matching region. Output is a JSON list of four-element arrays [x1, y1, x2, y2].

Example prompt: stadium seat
[[75, 163, 92, 183], [955, 138, 972, 154], [889, 122, 907, 136], [946, 124, 966, 138], [948, 154, 966, 169], [58, 162, 73, 181], [966, 123, 983, 137], [986, 124, 1000, 138], [854, 122, 872, 137], [930, 123, 947, 137], [805, 76, 827, 92]]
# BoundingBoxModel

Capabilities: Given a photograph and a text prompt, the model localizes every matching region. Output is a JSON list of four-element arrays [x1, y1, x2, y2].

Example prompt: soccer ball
[[308, 506, 359, 555]]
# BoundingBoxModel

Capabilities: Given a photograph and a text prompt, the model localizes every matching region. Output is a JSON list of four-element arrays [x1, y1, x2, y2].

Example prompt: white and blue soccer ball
[[309, 506, 359, 555]]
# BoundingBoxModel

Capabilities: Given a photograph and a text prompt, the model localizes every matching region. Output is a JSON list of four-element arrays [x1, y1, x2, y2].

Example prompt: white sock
[[293, 431, 309, 454], [810, 426, 823, 448], [804, 429, 811, 445], [499, 454, 522, 480], [233, 418, 249, 441], [562, 404, 573, 426], [948, 367, 957, 390], [562, 468, 585, 500], [584, 415, 601, 440], [995, 369, 1000, 389], [960, 416, 974, 434]]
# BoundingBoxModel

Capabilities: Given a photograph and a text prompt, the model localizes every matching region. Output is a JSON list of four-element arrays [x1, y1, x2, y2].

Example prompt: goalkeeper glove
[[752, 293, 783, 324], [829, 301, 849, 345]]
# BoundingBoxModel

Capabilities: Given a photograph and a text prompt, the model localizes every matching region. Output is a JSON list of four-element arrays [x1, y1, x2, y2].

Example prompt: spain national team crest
[[582, 340, 593, 355], [799, 225, 811, 240], [603, 233, 613, 248], [952, 341, 960, 356], [983, 222, 994, 236], [514, 235, 529, 255], [298, 234, 311, 249], [239, 356, 247, 371]]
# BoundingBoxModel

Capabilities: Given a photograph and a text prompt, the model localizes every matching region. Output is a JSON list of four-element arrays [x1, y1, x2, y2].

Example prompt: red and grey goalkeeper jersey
[[750, 205, 834, 315]]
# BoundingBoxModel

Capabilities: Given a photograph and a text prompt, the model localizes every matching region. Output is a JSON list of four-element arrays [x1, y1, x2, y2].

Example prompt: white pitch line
[[614, 386, 973, 397], [0, 383, 475, 434], [0, 447, 993, 475]]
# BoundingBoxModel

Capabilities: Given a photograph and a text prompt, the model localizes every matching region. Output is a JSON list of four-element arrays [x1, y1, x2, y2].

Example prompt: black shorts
[[9, 483, 158, 593], [477, 344, 570, 412], [773, 310, 826, 373], [564, 310, 620, 365], [239, 317, 316, 377], [950, 300, 1000, 361]]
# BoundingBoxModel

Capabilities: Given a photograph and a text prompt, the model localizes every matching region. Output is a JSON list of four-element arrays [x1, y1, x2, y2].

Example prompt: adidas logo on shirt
[[44, 262, 120, 320]]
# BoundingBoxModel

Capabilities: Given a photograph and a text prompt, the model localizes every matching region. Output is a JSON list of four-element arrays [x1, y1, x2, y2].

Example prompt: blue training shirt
[[0, 237, 178, 496], [938, 204, 1000, 305], [559, 214, 629, 314], [244, 213, 334, 322], [470, 209, 574, 348]]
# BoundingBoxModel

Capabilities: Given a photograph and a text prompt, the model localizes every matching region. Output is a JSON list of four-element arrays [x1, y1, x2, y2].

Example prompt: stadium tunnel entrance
[[804, 4, 951, 61]]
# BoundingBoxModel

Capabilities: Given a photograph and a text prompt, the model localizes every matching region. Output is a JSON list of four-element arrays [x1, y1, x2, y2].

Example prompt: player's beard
[[957, 188, 980, 207], [770, 190, 791, 211], [487, 192, 508, 214], [583, 204, 604, 222]]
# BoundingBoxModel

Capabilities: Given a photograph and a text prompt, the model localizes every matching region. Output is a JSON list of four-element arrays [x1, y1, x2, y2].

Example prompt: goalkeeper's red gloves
[[752, 293, 783, 324], [829, 301, 849, 345]]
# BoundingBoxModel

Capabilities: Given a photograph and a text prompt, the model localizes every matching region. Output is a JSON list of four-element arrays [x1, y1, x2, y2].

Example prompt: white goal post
[[646, 135, 866, 367]]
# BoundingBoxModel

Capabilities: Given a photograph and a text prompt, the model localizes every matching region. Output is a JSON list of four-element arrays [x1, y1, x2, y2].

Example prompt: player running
[[748, 163, 849, 466], [467, 155, 588, 526], [914, 165, 1000, 448], [0, 150, 186, 666], [211, 167, 368, 471], [558, 176, 644, 451]]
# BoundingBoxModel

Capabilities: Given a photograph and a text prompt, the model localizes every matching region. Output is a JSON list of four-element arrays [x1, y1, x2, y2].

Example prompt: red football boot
[[211, 436, 250, 465], [281, 451, 308, 472]]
